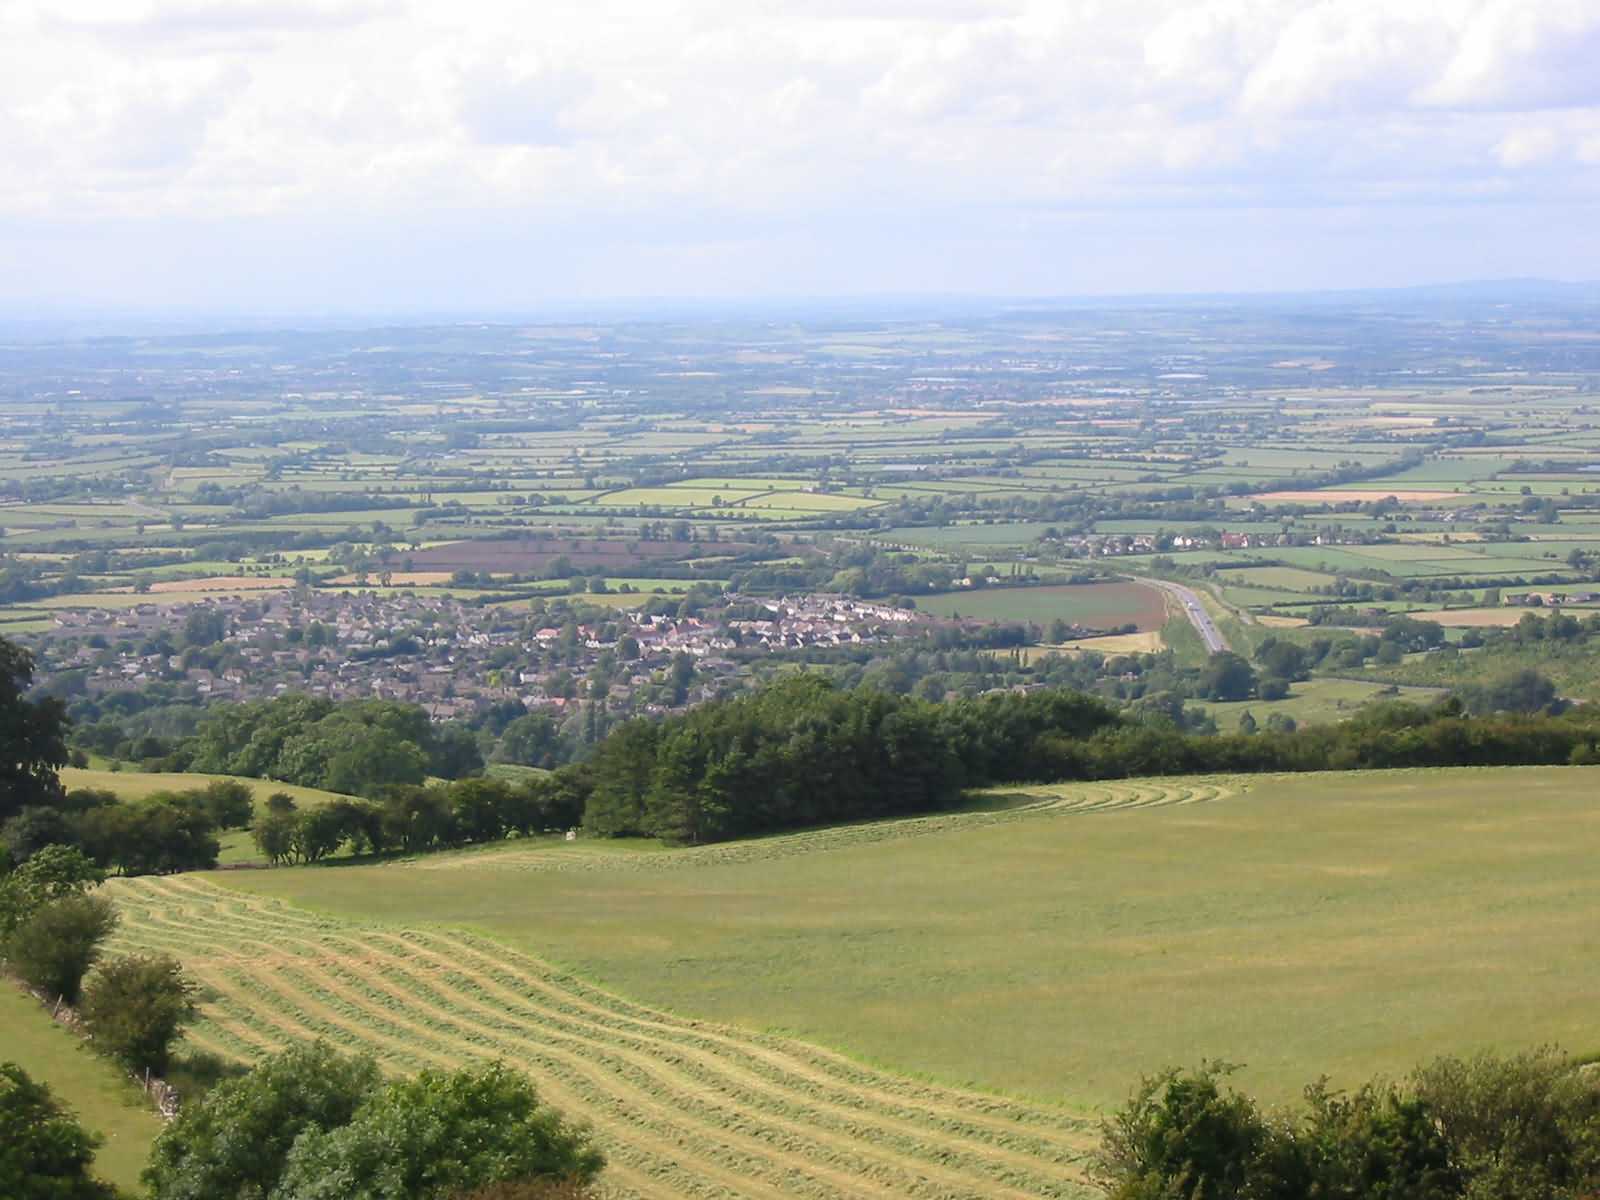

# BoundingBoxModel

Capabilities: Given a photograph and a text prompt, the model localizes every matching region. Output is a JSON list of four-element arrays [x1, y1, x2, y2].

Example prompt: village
[[33, 587, 933, 719]]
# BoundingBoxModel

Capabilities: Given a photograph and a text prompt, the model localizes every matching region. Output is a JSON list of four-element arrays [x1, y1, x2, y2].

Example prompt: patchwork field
[[83, 763, 1593, 1200]]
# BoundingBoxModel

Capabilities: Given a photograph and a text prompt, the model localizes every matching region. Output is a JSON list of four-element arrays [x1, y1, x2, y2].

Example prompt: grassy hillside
[[181, 766, 1600, 1113], [0, 984, 165, 1194], [103, 875, 1099, 1200]]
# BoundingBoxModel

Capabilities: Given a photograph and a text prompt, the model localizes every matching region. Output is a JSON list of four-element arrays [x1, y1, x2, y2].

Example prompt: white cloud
[[1, 0, 1598, 305]]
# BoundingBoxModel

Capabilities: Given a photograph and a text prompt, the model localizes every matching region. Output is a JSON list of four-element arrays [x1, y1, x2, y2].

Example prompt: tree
[[198, 780, 255, 830], [272, 1062, 603, 1200], [290, 806, 349, 863], [427, 723, 484, 780], [80, 954, 197, 1074], [1199, 652, 1256, 702], [0, 636, 69, 824], [253, 812, 298, 865], [1, 805, 77, 868], [1093, 1063, 1267, 1200], [4, 894, 119, 1003], [145, 1042, 382, 1200], [494, 714, 571, 770], [0, 1062, 116, 1200], [0, 845, 105, 936]]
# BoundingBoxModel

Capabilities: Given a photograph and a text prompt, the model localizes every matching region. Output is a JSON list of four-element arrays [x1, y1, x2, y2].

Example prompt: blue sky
[[3, 0, 1598, 313]]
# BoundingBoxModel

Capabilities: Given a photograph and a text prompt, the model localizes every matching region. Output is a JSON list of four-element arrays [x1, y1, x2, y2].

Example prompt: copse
[[581, 676, 1124, 843], [181, 695, 482, 794]]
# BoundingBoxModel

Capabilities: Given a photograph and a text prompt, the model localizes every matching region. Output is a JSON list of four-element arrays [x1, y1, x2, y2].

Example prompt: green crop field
[[95, 765, 1600, 1200], [0, 984, 166, 1193], [918, 582, 1167, 629]]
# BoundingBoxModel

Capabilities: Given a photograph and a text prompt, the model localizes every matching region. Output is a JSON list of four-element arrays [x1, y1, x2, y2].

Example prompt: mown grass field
[[0, 984, 165, 1193], [101, 764, 1597, 1185], [105, 874, 1102, 1200]]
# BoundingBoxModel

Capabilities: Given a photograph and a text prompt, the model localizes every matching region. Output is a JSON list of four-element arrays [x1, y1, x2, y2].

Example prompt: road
[[1135, 577, 1231, 654]]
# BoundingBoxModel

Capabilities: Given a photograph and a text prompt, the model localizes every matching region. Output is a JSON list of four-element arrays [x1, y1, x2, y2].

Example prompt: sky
[[3, 0, 1599, 315]]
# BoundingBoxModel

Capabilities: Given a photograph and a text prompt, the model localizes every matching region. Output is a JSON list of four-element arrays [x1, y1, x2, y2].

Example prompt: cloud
[[43, 0, 400, 40], [1, 0, 1598, 306]]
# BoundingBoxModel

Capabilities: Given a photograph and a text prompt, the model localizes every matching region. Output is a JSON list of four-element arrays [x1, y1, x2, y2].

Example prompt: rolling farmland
[[85, 763, 1600, 1198]]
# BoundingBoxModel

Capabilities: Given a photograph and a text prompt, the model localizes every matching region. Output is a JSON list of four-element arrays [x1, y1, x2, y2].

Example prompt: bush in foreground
[[145, 1041, 382, 1200], [273, 1061, 604, 1200], [1095, 1051, 1600, 1200], [81, 954, 198, 1075], [146, 1044, 602, 1200], [3, 893, 119, 1004], [0, 1061, 116, 1200]]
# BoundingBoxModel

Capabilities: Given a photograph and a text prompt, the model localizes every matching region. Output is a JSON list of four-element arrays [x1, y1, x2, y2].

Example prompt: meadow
[[90, 761, 1598, 1200], [0, 985, 166, 1194]]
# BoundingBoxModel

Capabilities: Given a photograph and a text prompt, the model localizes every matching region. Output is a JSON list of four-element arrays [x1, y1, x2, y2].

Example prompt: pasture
[[0, 984, 166, 1193]]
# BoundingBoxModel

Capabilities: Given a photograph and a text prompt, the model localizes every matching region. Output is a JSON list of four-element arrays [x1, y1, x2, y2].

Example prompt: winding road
[[1135, 577, 1231, 654]]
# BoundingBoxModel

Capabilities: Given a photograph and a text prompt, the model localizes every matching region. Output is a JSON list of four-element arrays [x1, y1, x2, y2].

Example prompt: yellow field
[[1057, 631, 1164, 654], [1419, 607, 1545, 627]]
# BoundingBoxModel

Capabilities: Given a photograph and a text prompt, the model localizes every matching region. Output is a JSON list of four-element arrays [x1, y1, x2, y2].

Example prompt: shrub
[[1093, 1063, 1266, 1200], [1412, 1049, 1600, 1199], [145, 1042, 382, 1200], [3, 894, 118, 1003], [0, 845, 104, 936], [80, 954, 198, 1075], [272, 1061, 604, 1200], [0, 1062, 116, 1200]]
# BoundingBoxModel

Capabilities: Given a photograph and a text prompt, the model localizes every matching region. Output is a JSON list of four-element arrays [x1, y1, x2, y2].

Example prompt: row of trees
[[3, 783, 247, 876], [1097, 1052, 1600, 1199], [209, 678, 1600, 862], [252, 776, 586, 864], [579, 678, 1125, 843]]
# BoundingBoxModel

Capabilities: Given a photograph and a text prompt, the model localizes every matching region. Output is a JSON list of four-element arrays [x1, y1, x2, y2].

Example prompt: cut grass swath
[[105, 876, 1100, 1200]]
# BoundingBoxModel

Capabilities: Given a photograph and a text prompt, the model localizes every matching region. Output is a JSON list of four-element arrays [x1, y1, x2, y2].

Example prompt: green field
[[1196, 677, 1448, 727], [917, 582, 1166, 629], [92, 763, 1600, 1200], [0, 984, 166, 1193]]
